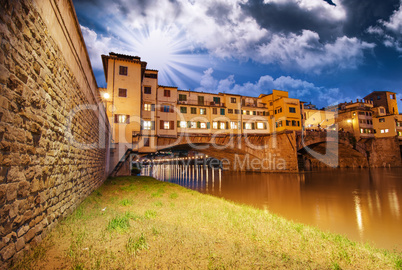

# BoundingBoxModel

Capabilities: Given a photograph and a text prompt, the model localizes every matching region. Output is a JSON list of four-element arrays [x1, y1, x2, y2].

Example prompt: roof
[[101, 52, 147, 83], [364, 90, 397, 98]]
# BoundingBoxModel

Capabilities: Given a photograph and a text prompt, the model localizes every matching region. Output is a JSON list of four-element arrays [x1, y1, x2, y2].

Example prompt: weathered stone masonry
[[0, 0, 110, 267]]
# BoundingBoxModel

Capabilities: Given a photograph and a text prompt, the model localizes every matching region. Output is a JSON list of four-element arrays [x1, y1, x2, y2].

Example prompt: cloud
[[365, 1, 402, 52], [80, 25, 112, 70], [256, 30, 375, 73], [195, 68, 352, 107]]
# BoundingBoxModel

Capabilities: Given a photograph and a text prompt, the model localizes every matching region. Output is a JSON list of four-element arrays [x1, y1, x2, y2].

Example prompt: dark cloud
[[240, 0, 344, 42], [323, 0, 336, 6], [340, 0, 400, 38], [206, 3, 233, 25]]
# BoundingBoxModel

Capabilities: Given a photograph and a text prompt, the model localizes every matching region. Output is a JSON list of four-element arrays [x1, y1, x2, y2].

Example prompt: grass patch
[[16, 176, 402, 270], [126, 234, 148, 255]]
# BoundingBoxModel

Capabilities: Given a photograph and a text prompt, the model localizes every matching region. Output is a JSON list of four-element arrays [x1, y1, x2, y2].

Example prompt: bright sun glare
[[124, 24, 209, 89]]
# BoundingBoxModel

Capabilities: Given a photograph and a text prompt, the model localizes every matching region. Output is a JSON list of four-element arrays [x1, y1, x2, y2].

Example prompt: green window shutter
[[197, 121, 201, 128], [177, 121, 180, 128], [151, 121, 155, 130], [187, 121, 191, 128], [252, 123, 255, 130], [226, 122, 229, 129], [243, 122, 246, 129], [207, 122, 210, 129], [238, 121, 241, 130]]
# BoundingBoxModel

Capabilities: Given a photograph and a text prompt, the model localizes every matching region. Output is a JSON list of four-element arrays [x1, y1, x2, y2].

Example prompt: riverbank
[[13, 176, 401, 269]]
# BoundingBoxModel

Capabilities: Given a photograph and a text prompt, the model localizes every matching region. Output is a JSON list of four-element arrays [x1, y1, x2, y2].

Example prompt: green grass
[[13, 176, 402, 270]]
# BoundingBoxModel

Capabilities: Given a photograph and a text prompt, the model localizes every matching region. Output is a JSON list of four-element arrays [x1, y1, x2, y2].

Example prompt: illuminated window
[[257, 122, 265, 129], [119, 66, 127, 75], [385, 129, 389, 133], [200, 108, 206, 115], [115, 114, 129, 124], [191, 122, 197, 128], [230, 121, 238, 129], [245, 123, 252, 130], [200, 122, 207, 129], [118, 88, 127, 97], [143, 121, 152, 130], [213, 122, 218, 129], [180, 121, 187, 128], [220, 122, 226, 129], [243, 110, 247, 115], [144, 103, 151, 111], [360, 129, 364, 133], [164, 121, 170, 129]]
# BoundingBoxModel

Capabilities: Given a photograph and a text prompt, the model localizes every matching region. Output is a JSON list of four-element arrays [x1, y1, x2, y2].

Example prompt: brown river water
[[142, 166, 402, 251]]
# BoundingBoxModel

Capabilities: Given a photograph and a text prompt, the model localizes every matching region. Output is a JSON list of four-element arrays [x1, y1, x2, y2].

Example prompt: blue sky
[[73, 0, 402, 110]]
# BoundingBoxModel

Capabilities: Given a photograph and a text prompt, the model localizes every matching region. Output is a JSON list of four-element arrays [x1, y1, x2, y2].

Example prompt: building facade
[[101, 53, 302, 160]]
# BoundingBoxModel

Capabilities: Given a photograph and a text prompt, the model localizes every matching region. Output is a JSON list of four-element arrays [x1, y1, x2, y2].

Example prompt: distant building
[[336, 99, 375, 140], [364, 91, 399, 115]]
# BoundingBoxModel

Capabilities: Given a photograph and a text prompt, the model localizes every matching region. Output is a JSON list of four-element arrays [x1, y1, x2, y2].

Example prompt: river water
[[142, 165, 402, 251]]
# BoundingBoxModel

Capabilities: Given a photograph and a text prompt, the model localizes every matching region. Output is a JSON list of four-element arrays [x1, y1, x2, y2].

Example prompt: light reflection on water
[[142, 165, 402, 251]]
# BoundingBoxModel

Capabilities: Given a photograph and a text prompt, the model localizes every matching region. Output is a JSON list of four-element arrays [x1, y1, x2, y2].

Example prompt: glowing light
[[347, 119, 352, 123], [102, 92, 110, 99]]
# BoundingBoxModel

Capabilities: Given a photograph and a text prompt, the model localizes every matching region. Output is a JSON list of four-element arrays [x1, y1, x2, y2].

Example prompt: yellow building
[[336, 99, 375, 140], [364, 91, 399, 115], [259, 90, 302, 133], [101, 53, 303, 161], [304, 108, 336, 130], [372, 106, 402, 138]]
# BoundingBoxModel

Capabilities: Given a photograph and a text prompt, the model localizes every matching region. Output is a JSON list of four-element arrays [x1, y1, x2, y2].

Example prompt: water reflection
[[142, 166, 402, 251]]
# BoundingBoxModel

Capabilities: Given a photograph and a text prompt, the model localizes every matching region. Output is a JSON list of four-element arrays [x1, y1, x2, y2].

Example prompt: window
[[200, 123, 207, 129], [144, 73, 157, 79], [286, 120, 290, 126], [144, 103, 152, 111], [289, 107, 296, 113], [385, 129, 389, 133], [200, 108, 206, 115], [276, 121, 282, 128], [220, 108, 225, 115], [179, 121, 187, 128], [220, 122, 226, 129], [180, 107, 187, 114], [191, 107, 197, 114], [397, 122, 402, 127], [231, 97, 236, 103], [164, 90, 170, 97], [144, 87, 151, 94], [190, 122, 197, 128], [143, 121, 152, 130], [292, 120, 297, 126], [143, 137, 150, 147], [257, 122, 265, 129], [243, 110, 247, 115], [244, 123, 252, 130], [160, 120, 174, 130], [198, 96, 204, 105], [213, 97, 220, 104], [379, 118, 385, 123], [212, 108, 217, 114], [179, 94, 187, 101], [228, 109, 233, 114], [398, 131, 402, 136], [118, 88, 127, 97], [162, 105, 172, 113], [119, 66, 127, 75], [390, 94, 395, 99], [377, 95, 381, 100], [269, 102, 273, 106], [212, 122, 218, 129], [230, 121, 238, 129], [235, 109, 240, 114], [115, 114, 129, 124]]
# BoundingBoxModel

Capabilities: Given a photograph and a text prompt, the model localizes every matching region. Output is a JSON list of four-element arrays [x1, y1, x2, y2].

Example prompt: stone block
[[6, 182, 18, 202], [15, 237, 25, 251], [17, 224, 29, 238], [0, 242, 15, 261], [24, 227, 35, 242]]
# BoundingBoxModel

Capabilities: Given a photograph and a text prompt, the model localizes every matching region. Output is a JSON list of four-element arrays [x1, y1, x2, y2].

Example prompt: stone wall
[[366, 137, 402, 168], [0, 0, 110, 267]]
